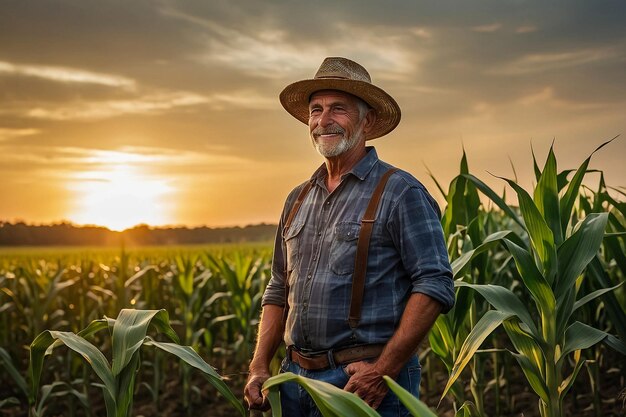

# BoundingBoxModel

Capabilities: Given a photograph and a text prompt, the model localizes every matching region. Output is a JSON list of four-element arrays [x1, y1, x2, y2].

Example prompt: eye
[[309, 107, 322, 116]]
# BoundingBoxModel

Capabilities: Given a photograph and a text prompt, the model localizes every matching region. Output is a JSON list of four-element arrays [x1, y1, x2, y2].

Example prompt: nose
[[318, 108, 333, 127]]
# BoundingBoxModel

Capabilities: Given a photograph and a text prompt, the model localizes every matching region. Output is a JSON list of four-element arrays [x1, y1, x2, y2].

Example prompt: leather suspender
[[348, 168, 398, 328], [281, 168, 398, 328]]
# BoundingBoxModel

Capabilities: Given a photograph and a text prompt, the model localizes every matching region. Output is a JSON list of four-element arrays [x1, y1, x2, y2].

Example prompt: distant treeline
[[0, 222, 277, 246]]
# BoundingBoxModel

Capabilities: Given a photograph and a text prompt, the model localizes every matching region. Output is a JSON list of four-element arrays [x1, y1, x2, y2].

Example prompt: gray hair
[[356, 98, 372, 121]]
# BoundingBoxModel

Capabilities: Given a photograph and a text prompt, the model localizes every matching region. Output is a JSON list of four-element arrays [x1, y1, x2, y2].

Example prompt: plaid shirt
[[262, 147, 454, 351]]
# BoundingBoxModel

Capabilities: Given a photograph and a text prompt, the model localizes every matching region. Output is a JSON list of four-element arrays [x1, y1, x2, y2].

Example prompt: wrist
[[373, 357, 401, 379], [249, 360, 271, 375]]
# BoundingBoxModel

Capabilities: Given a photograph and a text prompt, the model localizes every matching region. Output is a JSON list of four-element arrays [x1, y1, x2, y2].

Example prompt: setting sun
[[67, 153, 173, 231]]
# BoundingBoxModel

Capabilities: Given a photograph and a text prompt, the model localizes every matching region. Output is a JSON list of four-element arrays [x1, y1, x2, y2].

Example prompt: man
[[244, 57, 454, 417]]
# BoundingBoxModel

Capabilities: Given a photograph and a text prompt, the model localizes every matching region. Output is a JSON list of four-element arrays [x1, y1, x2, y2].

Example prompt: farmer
[[244, 57, 455, 417]]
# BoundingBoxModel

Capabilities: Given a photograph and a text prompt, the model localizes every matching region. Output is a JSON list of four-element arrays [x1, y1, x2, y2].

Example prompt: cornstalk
[[493, 342, 501, 417], [542, 309, 560, 417]]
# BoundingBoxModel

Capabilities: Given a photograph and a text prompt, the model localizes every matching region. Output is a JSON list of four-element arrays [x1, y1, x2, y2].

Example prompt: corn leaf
[[124, 265, 156, 287], [573, 282, 623, 312], [586, 257, 626, 343], [263, 372, 380, 417], [497, 176, 556, 281], [461, 174, 524, 228], [559, 351, 585, 400], [558, 322, 607, 364], [503, 319, 546, 374], [455, 401, 481, 417], [451, 230, 510, 278], [502, 238, 555, 317], [0, 398, 19, 409], [604, 334, 626, 356], [115, 352, 140, 417], [29, 330, 115, 405], [111, 309, 177, 376], [265, 387, 282, 417], [531, 142, 542, 181], [144, 337, 246, 417], [37, 381, 89, 415], [560, 137, 616, 232], [429, 315, 454, 367], [0, 347, 28, 397], [510, 352, 550, 403], [534, 145, 562, 245], [555, 213, 608, 300], [383, 375, 438, 417], [441, 310, 514, 403], [451, 285, 474, 334], [455, 282, 538, 338]]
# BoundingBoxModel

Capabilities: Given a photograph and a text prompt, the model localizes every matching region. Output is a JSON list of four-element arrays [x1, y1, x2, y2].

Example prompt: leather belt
[[287, 344, 385, 371]]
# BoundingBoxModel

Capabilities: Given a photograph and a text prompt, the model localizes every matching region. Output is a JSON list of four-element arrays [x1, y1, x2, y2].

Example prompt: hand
[[244, 370, 271, 412], [343, 361, 389, 409]]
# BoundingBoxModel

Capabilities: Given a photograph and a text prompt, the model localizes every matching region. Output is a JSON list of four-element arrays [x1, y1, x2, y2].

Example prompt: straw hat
[[279, 57, 401, 140]]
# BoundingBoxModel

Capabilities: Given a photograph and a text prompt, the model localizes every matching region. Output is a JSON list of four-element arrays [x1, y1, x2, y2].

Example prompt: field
[[1, 146, 625, 417]]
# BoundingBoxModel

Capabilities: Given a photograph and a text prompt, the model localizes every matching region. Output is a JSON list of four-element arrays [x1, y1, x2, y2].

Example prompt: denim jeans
[[278, 354, 421, 417]]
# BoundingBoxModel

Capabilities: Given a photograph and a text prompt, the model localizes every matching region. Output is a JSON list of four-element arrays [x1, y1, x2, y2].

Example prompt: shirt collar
[[311, 147, 379, 183]]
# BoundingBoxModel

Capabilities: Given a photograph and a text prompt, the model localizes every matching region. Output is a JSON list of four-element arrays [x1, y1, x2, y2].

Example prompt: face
[[308, 90, 371, 158]]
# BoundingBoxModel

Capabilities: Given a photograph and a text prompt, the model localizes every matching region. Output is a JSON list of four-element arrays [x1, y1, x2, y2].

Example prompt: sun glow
[[68, 161, 173, 231]]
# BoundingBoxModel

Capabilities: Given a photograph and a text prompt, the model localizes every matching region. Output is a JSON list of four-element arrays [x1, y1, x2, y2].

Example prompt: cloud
[[472, 23, 502, 33], [161, 5, 417, 81], [0, 128, 40, 141], [1, 145, 251, 174], [491, 47, 621, 75], [0, 61, 136, 89], [516, 86, 610, 110], [16, 92, 206, 120], [516, 26, 538, 34]]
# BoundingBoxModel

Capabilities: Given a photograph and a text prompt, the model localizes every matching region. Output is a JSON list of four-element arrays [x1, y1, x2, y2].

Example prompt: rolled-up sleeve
[[388, 185, 455, 313]]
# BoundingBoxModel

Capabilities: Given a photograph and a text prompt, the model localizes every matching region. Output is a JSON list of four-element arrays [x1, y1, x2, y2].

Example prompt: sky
[[1, 0, 625, 230]]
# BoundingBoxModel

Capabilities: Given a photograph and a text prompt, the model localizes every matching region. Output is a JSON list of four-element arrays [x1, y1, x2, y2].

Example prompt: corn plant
[[429, 151, 517, 416], [441, 140, 626, 417], [262, 372, 438, 417], [0, 346, 28, 410], [204, 251, 270, 363], [29, 308, 246, 417]]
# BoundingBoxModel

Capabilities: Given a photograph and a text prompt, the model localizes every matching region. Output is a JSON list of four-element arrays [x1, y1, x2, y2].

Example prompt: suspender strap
[[348, 168, 398, 329], [280, 168, 398, 329], [282, 180, 315, 323]]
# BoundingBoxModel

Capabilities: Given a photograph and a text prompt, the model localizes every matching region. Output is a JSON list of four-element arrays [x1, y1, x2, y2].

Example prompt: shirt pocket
[[329, 221, 361, 275], [283, 220, 305, 274]]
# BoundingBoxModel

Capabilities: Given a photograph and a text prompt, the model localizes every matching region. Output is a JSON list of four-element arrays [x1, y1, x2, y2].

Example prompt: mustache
[[312, 125, 345, 137]]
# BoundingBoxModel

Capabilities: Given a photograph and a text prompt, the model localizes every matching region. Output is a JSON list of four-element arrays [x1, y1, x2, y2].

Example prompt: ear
[[362, 109, 377, 135]]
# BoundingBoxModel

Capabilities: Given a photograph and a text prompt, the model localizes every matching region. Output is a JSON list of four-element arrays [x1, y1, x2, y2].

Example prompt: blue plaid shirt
[[262, 147, 454, 350]]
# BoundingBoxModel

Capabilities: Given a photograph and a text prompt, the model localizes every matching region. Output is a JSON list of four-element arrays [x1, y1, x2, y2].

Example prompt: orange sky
[[1, 1, 625, 230]]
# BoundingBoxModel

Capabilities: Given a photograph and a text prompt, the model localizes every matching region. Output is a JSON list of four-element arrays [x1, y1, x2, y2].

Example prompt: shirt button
[[307, 274, 312, 280], [317, 232, 322, 236]]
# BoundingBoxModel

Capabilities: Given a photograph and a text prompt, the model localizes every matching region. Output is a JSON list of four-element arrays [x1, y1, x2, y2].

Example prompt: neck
[[324, 145, 367, 193]]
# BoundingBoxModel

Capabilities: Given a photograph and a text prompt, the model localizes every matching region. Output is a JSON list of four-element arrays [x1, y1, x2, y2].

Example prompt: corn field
[[0, 144, 624, 417]]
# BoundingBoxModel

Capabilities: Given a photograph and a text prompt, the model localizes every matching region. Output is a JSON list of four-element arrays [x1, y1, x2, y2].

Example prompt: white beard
[[311, 123, 364, 158]]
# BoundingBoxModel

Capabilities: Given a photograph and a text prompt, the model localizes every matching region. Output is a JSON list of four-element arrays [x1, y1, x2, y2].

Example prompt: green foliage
[[29, 309, 245, 417], [442, 141, 626, 417], [262, 372, 438, 417]]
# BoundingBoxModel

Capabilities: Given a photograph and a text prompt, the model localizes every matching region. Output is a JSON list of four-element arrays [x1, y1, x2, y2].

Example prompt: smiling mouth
[[314, 132, 343, 139]]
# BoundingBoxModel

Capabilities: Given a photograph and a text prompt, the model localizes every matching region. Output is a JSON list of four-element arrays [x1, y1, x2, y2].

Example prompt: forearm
[[374, 292, 442, 378], [249, 304, 285, 373]]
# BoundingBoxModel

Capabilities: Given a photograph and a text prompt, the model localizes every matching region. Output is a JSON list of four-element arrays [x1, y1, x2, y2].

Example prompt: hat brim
[[279, 78, 401, 140]]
